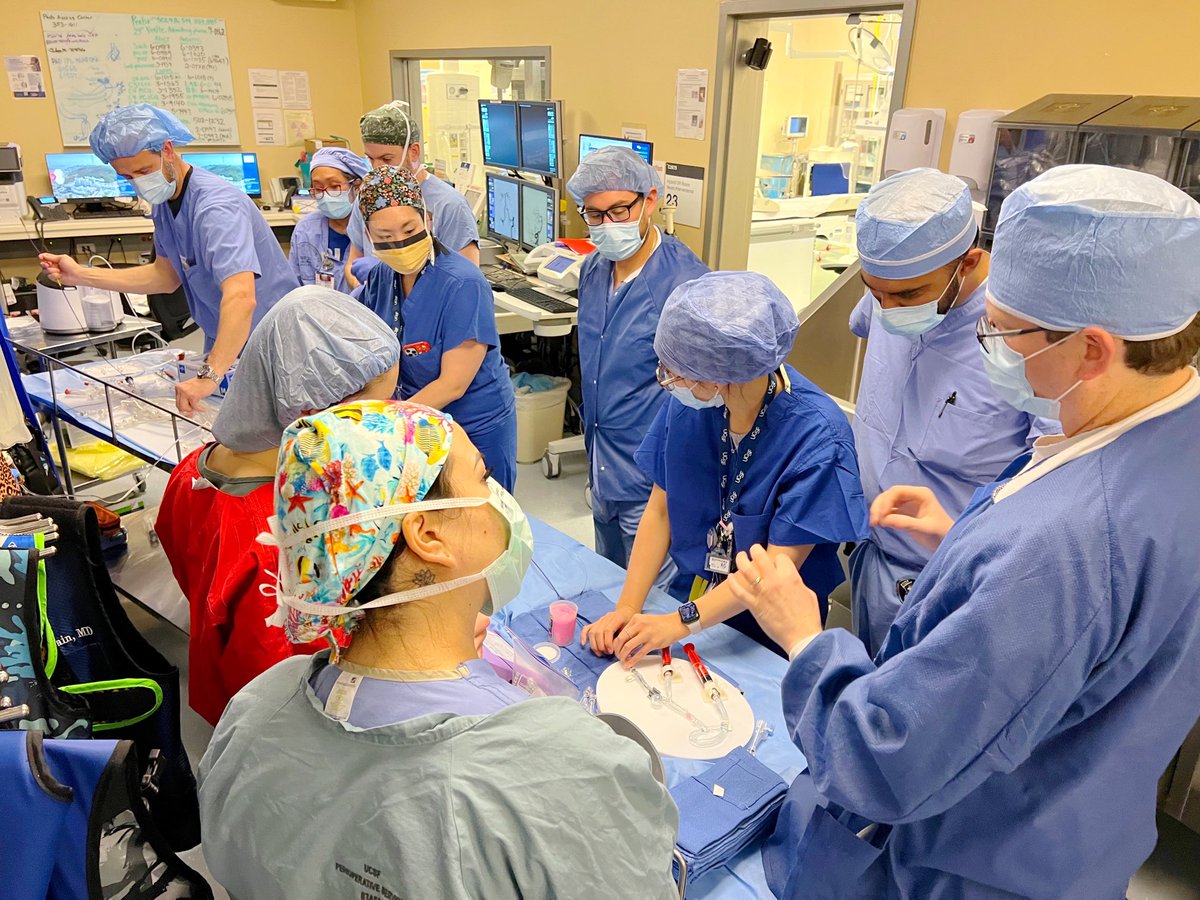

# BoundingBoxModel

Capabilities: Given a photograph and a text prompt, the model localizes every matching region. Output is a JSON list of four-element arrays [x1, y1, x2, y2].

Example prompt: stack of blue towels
[[670, 746, 788, 885]]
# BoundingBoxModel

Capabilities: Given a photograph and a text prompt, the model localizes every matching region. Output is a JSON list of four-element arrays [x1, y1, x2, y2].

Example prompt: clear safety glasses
[[976, 316, 1057, 354]]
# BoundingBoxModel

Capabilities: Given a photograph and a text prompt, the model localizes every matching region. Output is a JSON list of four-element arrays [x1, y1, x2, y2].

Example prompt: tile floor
[[120, 457, 1199, 898]]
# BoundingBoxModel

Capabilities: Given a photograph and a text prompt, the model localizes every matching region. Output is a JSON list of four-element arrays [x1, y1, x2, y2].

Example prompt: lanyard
[[706, 372, 777, 580], [391, 270, 405, 347], [718, 371, 777, 526]]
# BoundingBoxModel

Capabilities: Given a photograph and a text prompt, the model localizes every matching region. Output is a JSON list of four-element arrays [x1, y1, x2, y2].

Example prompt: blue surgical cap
[[88, 104, 194, 163], [655, 272, 799, 383], [856, 168, 976, 280], [309, 147, 369, 180], [566, 146, 663, 205], [213, 286, 400, 452], [988, 165, 1200, 340]]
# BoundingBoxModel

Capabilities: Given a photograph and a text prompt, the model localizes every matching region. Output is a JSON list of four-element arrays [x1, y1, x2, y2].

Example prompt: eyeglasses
[[975, 316, 1056, 354], [656, 363, 683, 390], [309, 183, 355, 198], [578, 194, 644, 226]]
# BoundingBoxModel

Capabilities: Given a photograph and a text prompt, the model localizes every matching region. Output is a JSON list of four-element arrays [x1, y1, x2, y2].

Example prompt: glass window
[[401, 57, 548, 175]]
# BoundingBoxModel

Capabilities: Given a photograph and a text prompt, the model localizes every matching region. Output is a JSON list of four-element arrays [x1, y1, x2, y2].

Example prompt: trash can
[[512, 374, 571, 464]]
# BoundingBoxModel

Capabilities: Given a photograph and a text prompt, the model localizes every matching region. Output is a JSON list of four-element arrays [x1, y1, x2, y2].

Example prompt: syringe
[[684, 642, 731, 731]]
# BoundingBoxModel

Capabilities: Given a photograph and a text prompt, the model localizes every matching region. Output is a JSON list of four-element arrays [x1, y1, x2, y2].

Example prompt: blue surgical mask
[[980, 331, 1081, 420], [317, 191, 354, 220], [589, 221, 645, 261], [875, 262, 963, 337], [672, 385, 726, 410], [131, 163, 177, 205]]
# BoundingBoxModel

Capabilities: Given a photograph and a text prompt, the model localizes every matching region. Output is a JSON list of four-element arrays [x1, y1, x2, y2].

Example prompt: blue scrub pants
[[471, 414, 518, 494], [849, 539, 919, 657], [593, 496, 691, 599]]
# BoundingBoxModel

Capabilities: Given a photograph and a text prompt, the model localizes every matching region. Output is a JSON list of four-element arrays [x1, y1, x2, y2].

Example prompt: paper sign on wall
[[249, 68, 281, 108], [284, 109, 316, 146], [6, 56, 45, 99], [663, 162, 704, 229], [280, 71, 312, 110], [254, 108, 284, 145], [674, 68, 709, 140]]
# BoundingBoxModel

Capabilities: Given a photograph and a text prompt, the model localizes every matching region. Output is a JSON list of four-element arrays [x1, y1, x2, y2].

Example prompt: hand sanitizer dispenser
[[0, 144, 26, 225], [949, 109, 1010, 205], [883, 109, 946, 177]]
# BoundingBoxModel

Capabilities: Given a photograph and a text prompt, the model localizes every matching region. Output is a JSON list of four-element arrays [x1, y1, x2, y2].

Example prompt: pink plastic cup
[[549, 600, 579, 646]]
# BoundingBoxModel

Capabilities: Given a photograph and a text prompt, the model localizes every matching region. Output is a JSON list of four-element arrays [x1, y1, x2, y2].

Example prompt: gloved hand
[[350, 256, 381, 283]]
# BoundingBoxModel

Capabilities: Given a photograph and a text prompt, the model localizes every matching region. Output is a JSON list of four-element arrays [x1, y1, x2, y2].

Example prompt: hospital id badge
[[316, 270, 335, 288], [705, 551, 732, 576]]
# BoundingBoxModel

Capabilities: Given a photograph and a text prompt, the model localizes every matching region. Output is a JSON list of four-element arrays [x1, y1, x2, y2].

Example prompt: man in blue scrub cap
[[39, 104, 298, 415], [848, 167, 1049, 655], [728, 165, 1200, 899], [566, 147, 709, 593], [343, 102, 480, 289]]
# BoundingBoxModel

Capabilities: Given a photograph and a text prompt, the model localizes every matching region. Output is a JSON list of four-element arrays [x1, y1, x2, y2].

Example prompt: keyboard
[[72, 208, 143, 219], [503, 285, 577, 315]]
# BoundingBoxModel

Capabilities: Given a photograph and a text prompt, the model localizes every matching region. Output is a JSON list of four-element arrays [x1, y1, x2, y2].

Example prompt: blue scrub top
[[578, 233, 709, 504], [310, 657, 527, 727], [850, 281, 1048, 572], [766, 393, 1200, 899], [348, 172, 480, 257], [635, 365, 869, 603], [357, 248, 515, 441], [287, 210, 352, 294], [151, 167, 298, 346]]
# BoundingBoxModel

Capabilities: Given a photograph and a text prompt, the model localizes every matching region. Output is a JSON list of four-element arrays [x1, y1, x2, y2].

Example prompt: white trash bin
[[514, 377, 571, 464]]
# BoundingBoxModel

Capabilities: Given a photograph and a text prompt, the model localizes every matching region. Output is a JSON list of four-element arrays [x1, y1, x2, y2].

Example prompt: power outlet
[[77, 242, 97, 258]]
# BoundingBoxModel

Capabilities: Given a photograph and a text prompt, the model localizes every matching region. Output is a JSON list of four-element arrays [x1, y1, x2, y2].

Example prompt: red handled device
[[661, 647, 672, 667]]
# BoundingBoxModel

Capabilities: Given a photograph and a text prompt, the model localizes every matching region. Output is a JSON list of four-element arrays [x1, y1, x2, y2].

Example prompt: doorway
[[706, 1, 915, 307], [390, 49, 550, 180]]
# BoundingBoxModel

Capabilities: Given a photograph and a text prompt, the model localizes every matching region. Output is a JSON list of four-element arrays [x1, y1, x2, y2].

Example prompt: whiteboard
[[41, 11, 239, 147]]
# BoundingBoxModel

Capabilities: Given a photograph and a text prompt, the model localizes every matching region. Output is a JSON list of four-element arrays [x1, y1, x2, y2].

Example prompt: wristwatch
[[678, 601, 702, 635], [197, 364, 220, 383]]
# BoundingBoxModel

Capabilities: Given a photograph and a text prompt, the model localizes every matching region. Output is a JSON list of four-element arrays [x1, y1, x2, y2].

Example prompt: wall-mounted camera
[[744, 37, 773, 71]]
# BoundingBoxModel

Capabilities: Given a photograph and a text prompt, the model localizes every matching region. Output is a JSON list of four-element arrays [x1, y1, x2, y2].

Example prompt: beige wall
[[352, 0, 720, 251], [905, 0, 1200, 170], [1, 0, 364, 198], [7, 0, 1200, 262]]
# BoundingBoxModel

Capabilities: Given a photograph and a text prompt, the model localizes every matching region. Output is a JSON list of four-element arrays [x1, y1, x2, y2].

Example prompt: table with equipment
[[2, 316, 211, 494], [495, 519, 805, 898], [6, 312, 162, 358]]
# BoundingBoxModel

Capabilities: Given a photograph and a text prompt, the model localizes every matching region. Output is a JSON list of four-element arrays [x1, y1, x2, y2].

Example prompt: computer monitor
[[519, 181, 558, 249], [516, 101, 561, 177], [45, 152, 136, 201], [479, 100, 521, 169], [485, 172, 521, 244], [785, 116, 809, 139], [578, 134, 654, 166], [182, 152, 262, 197]]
